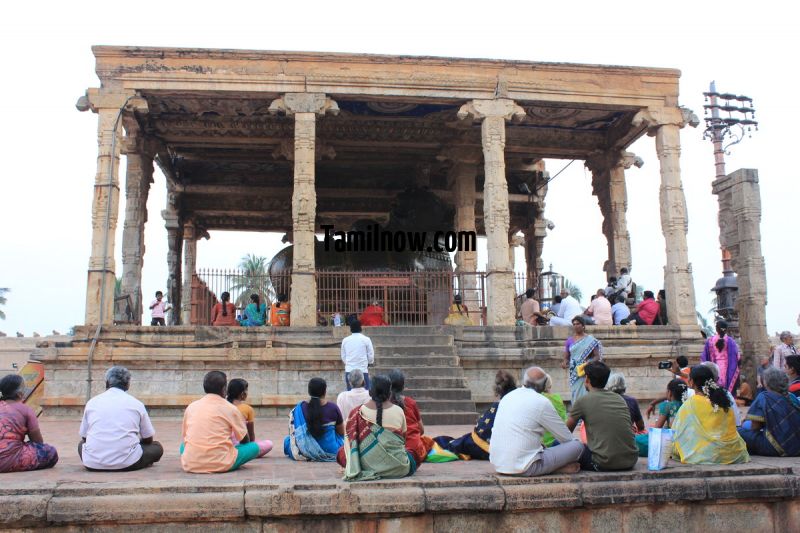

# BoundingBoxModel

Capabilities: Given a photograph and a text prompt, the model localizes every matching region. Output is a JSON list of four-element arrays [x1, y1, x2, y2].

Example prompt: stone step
[[373, 355, 460, 367], [421, 411, 479, 426], [375, 345, 455, 357], [371, 335, 453, 347], [411, 398, 478, 412], [373, 366, 465, 378], [405, 376, 466, 388], [405, 388, 473, 401]]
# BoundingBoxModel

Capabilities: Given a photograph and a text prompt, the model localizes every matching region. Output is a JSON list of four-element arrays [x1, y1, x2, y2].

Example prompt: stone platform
[[33, 325, 704, 422], [2, 418, 798, 532]]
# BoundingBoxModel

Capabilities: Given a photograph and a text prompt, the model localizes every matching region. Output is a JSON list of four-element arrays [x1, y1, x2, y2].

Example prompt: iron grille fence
[[192, 268, 531, 326]]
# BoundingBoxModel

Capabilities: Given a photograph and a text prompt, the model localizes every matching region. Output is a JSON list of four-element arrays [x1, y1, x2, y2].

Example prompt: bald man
[[490, 366, 584, 476]]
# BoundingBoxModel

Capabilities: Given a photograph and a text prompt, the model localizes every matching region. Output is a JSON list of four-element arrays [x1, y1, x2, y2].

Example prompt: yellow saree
[[672, 395, 749, 465]]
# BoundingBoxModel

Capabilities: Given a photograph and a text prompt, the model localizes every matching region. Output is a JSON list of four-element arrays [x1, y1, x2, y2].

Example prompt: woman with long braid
[[338, 374, 414, 481], [211, 291, 238, 326], [672, 365, 749, 464]]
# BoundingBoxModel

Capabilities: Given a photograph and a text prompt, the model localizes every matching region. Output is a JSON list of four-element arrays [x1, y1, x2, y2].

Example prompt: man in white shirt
[[341, 320, 374, 391], [490, 366, 584, 476], [549, 289, 582, 326], [614, 268, 633, 300], [336, 369, 371, 420], [79, 366, 163, 471]]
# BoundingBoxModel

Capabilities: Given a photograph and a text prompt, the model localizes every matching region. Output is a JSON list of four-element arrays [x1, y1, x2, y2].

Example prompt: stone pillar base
[[486, 270, 516, 326], [290, 272, 317, 326]]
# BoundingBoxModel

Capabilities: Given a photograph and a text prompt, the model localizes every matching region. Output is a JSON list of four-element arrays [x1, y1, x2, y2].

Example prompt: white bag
[[647, 427, 674, 471]]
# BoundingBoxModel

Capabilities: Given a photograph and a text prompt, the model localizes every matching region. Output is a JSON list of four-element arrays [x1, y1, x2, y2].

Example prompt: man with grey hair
[[79, 366, 163, 471], [772, 331, 797, 371], [738, 367, 800, 457], [336, 368, 371, 419], [490, 366, 584, 476]]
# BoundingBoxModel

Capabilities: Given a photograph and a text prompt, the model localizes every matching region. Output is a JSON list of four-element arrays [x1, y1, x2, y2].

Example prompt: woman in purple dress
[[701, 320, 741, 394], [0, 374, 58, 473]]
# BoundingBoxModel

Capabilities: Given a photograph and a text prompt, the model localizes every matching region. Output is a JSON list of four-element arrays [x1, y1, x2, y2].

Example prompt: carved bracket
[[457, 99, 526, 123], [269, 93, 340, 117]]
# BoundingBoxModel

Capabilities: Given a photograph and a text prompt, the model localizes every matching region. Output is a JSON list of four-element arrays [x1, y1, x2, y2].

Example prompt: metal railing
[[191, 268, 533, 326]]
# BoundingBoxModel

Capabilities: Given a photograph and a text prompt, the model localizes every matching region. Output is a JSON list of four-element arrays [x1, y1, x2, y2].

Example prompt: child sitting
[[636, 378, 687, 456], [227, 379, 273, 457]]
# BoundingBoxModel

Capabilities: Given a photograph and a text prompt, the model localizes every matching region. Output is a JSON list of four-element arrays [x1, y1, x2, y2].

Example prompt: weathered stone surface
[[46, 480, 245, 525]]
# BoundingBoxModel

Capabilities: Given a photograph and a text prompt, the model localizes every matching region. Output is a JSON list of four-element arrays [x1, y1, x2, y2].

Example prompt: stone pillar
[[162, 197, 183, 325], [712, 168, 769, 391], [269, 94, 339, 326], [458, 99, 526, 325], [83, 92, 138, 325], [586, 151, 641, 279], [523, 218, 548, 293], [119, 124, 154, 324], [181, 222, 198, 325], [631, 106, 700, 328]]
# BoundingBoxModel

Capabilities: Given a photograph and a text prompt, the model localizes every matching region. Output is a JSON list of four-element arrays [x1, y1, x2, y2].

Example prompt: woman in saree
[[433, 370, 518, 460], [388, 369, 429, 466], [337, 374, 415, 481], [738, 367, 800, 457], [0, 374, 59, 473], [701, 320, 740, 393], [444, 294, 472, 326], [672, 365, 749, 464], [239, 294, 267, 327], [283, 377, 344, 461], [561, 316, 602, 404]]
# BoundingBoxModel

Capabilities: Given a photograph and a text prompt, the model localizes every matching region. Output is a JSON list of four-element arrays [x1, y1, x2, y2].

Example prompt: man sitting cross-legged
[[567, 361, 638, 471], [181, 371, 260, 473], [79, 366, 163, 471], [490, 366, 584, 477]]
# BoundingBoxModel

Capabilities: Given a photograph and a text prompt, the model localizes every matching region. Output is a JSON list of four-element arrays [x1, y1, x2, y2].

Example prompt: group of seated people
[[4, 352, 800, 478], [518, 285, 667, 328], [211, 292, 291, 327]]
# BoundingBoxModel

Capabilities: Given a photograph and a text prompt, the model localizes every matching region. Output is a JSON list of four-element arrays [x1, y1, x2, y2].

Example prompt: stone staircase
[[367, 326, 477, 425]]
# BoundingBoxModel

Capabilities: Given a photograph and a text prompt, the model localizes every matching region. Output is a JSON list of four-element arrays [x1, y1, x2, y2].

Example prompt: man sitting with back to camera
[[566, 361, 638, 471], [490, 366, 584, 476], [79, 366, 163, 471]]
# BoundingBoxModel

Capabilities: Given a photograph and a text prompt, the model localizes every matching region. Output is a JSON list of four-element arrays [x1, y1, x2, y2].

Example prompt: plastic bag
[[647, 427, 674, 471]]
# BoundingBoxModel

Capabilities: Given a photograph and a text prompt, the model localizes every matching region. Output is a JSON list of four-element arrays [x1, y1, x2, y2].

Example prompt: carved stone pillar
[[458, 99, 525, 325], [524, 218, 548, 292], [586, 150, 641, 279], [83, 92, 138, 325], [162, 199, 183, 325], [181, 222, 198, 325], [270, 94, 339, 326], [633, 107, 699, 328], [119, 123, 154, 324]]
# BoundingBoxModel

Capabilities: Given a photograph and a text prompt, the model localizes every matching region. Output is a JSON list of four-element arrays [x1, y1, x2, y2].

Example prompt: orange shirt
[[236, 403, 255, 423], [270, 303, 291, 326], [181, 394, 247, 473]]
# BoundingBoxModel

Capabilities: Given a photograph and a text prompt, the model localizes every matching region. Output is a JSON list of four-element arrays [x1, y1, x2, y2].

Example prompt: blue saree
[[240, 303, 267, 326], [283, 402, 344, 462]]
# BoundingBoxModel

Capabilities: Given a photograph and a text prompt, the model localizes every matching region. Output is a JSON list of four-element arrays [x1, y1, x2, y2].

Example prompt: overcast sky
[[0, 1, 796, 336]]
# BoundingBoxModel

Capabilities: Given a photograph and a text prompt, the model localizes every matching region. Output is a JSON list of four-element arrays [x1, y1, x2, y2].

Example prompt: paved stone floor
[[5, 416, 799, 486]]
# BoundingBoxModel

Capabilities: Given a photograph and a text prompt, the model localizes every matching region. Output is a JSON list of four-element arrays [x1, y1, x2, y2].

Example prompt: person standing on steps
[[341, 320, 374, 391]]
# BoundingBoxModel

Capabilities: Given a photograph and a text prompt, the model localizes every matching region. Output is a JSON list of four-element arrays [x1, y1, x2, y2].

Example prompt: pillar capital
[[632, 106, 699, 136], [269, 93, 339, 116], [457, 98, 526, 122], [585, 150, 644, 174]]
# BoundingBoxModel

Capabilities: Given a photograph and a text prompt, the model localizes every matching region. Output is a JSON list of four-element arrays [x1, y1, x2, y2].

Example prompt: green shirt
[[570, 389, 638, 470]]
